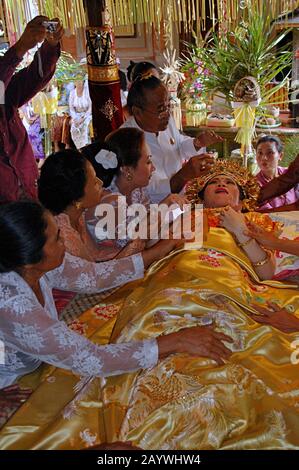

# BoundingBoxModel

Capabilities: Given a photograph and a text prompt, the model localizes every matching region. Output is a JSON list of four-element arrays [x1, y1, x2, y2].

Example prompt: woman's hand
[[252, 302, 299, 333], [142, 237, 183, 268], [160, 193, 189, 209], [218, 206, 247, 237], [158, 325, 233, 365], [244, 222, 279, 250]]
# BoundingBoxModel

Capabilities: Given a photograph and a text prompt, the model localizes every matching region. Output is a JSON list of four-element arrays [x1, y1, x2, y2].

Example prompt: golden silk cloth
[[1, 214, 299, 450]]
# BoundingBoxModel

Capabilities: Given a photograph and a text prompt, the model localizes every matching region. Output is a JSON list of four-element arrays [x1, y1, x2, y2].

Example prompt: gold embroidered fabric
[[0, 213, 298, 450]]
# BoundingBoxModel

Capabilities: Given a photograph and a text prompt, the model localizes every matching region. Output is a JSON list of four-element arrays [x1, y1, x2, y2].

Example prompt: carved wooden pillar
[[83, 0, 123, 141]]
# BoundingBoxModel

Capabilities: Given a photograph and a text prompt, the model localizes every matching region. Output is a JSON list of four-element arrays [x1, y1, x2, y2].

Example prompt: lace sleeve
[[47, 252, 144, 293], [0, 283, 158, 377]]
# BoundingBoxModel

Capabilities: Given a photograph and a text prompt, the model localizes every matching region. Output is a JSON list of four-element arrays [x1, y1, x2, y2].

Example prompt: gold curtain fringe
[[107, 0, 299, 31], [3, 0, 299, 40]]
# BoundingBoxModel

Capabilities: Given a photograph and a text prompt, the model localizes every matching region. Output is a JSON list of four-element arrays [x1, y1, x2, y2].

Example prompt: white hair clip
[[95, 149, 118, 169]]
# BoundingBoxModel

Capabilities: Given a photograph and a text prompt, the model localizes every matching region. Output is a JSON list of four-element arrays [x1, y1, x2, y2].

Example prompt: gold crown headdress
[[186, 160, 260, 211]]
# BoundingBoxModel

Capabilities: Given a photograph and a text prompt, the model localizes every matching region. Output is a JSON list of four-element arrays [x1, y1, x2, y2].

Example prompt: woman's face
[[203, 174, 241, 208], [256, 141, 282, 175], [126, 140, 155, 188], [80, 161, 104, 209], [31, 211, 66, 274]]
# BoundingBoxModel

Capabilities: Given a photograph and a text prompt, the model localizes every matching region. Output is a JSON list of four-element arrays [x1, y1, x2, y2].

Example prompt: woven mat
[[60, 287, 119, 324]]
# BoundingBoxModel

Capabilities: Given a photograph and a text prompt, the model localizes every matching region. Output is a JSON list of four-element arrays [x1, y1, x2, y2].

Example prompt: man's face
[[133, 85, 171, 133]]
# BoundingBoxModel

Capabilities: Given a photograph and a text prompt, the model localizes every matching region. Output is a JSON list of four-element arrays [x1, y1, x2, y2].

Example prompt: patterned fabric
[[270, 211, 299, 281], [53, 212, 123, 314], [21, 102, 45, 160], [86, 179, 149, 255], [0, 252, 155, 389]]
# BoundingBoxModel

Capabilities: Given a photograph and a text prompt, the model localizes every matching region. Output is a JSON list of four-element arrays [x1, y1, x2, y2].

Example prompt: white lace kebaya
[[0, 252, 158, 389]]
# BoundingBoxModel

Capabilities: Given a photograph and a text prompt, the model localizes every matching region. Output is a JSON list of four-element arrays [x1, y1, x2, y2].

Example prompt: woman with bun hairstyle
[[84, 127, 189, 256]]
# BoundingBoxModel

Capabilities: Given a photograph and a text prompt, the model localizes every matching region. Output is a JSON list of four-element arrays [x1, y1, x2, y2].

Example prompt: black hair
[[81, 140, 110, 186], [83, 128, 145, 188], [0, 201, 47, 273], [127, 60, 158, 83], [38, 149, 88, 215], [119, 70, 127, 92], [256, 135, 283, 153], [127, 75, 164, 113]]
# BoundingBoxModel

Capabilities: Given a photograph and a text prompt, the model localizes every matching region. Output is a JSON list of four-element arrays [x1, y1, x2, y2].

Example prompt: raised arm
[[0, 47, 22, 91], [259, 154, 299, 203], [5, 17, 63, 109]]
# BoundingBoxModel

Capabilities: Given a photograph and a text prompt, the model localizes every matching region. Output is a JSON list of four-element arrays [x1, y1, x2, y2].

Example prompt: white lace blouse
[[0, 252, 158, 389], [86, 177, 151, 250]]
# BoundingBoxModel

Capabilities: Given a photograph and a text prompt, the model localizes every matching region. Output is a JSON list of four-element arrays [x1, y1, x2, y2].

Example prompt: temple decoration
[[179, 56, 208, 127], [86, 24, 123, 140], [160, 49, 184, 130], [107, 0, 298, 33], [231, 76, 261, 166], [182, 7, 293, 167], [54, 51, 87, 83], [2, 1, 298, 41]]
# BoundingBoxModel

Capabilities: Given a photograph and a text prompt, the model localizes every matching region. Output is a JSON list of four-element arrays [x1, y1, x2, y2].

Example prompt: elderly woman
[[0, 201, 232, 391]]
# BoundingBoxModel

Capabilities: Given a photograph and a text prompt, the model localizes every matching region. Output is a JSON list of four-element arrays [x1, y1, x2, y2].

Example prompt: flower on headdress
[[95, 149, 118, 169]]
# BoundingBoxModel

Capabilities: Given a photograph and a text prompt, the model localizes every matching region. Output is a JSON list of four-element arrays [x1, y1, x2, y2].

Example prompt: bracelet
[[252, 250, 271, 267], [237, 237, 254, 248]]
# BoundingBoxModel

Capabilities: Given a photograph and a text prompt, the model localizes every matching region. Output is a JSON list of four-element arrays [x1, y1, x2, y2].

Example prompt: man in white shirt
[[121, 75, 222, 203]]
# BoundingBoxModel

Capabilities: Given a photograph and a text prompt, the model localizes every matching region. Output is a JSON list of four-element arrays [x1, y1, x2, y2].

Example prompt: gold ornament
[[100, 98, 119, 122], [233, 76, 261, 103], [185, 159, 261, 212], [74, 201, 82, 210]]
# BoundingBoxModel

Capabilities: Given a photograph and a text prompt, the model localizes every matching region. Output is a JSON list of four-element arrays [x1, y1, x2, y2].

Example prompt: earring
[[74, 201, 82, 210], [126, 172, 133, 182]]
